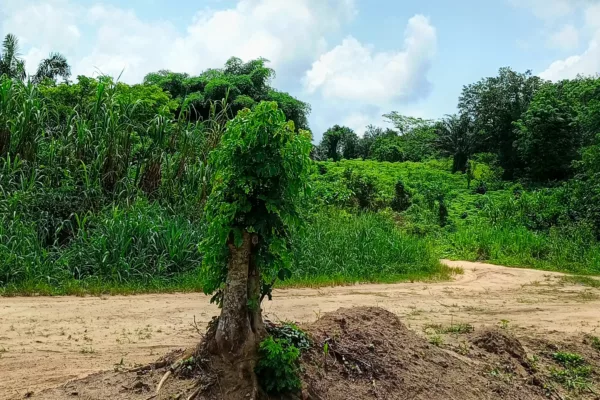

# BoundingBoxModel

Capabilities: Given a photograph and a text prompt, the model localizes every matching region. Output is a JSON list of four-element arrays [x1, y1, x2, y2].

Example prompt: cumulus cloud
[[0, 0, 357, 82], [547, 24, 580, 50], [303, 15, 437, 106], [539, 3, 600, 80]]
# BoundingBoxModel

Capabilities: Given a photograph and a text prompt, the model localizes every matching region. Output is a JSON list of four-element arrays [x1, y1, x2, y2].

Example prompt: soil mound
[[301, 307, 544, 400], [31, 307, 583, 400]]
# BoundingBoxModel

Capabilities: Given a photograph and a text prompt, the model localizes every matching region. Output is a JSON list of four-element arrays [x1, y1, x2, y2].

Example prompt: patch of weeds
[[589, 336, 600, 352], [488, 365, 514, 383], [528, 355, 540, 372], [457, 341, 470, 355], [113, 358, 125, 372], [550, 352, 595, 393], [553, 352, 585, 367], [562, 276, 600, 289], [135, 325, 153, 340], [499, 319, 510, 330], [429, 335, 444, 347], [424, 323, 474, 335]]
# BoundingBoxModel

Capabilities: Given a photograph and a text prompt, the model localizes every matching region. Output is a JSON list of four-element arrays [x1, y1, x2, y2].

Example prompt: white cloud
[[540, 32, 600, 80], [508, 0, 577, 21], [539, 2, 600, 80], [341, 111, 388, 136], [547, 24, 580, 50], [303, 15, 437, 106], [1, 0, 357, 82]]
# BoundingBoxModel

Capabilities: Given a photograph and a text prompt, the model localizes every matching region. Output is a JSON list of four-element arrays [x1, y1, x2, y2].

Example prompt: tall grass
[[289, 210, 450, 286], [442, 222, 600, 274], [0, 77, 450, 295]]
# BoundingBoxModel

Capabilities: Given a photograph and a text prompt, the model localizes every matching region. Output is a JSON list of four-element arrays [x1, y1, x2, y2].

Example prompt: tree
[[144, 57, 311, 130], [0, 34, 71, 82], [32, 53, 71, 84], [200, 101, 311, 398], [458, 68, 544, 178], [0, 34, 26, 80], [515, 82, 579, 181], [435, 114, 478, 173], [383, 112, 433, 135], [357, 125, 387, 159], [317, 125, 359, 161]]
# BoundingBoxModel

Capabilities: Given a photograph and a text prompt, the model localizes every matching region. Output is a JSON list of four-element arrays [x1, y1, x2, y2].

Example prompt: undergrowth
[[256, 323, 311, 395]]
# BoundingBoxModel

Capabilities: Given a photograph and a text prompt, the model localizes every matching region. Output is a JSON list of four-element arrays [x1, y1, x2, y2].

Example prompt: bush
[[256, 336, 302, 395]]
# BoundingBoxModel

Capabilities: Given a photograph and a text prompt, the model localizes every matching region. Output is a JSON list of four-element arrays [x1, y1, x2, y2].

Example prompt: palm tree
[[0, 33, 71, 82], [0, 34, 26, 80], [32, 52, 71, 83], [436, 114, 478, 173]]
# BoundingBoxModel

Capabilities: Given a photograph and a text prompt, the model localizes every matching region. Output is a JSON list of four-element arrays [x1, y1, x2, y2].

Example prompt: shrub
[[256, 336, 302, 395]]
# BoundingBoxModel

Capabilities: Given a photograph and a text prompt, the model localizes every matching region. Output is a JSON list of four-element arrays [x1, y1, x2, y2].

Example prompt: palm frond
[[32, 52, 71, 83]]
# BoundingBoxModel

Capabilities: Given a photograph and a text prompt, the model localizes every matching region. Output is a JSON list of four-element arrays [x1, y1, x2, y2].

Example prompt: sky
[[1, 0, 599, 140]]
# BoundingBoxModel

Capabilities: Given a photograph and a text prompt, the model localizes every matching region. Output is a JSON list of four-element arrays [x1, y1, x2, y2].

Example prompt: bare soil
[[2, 260, 600, 399]]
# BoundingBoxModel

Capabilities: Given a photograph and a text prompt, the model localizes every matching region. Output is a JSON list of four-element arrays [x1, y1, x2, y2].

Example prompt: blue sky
[[1, 0, 599, 140]]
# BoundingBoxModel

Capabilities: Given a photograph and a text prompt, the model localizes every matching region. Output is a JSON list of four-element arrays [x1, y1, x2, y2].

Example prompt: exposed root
[[129, 359, 170, 373], [186, 386, 202, 400], [155, 370, 172, 394]]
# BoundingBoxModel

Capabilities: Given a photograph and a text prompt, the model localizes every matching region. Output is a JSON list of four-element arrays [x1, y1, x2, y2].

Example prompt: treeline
[[315, 68, 600, 182], [314, 68, 600, 238]]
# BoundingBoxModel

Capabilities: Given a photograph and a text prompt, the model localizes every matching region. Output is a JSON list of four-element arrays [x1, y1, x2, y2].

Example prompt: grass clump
[[550, 352, 595, 393], [424, 323, 474, 335]]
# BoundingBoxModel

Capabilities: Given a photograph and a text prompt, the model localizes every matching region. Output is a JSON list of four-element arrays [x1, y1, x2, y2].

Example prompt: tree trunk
[[212, 231, 266, 400]]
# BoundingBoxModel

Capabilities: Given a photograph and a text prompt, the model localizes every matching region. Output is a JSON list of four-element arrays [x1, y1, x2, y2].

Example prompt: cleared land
[[2, 260, 600, 399]]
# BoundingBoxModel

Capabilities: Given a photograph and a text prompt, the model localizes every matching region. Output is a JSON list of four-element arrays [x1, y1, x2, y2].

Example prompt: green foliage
[[256, 336, 302, 395], [589, 336, 600, 351], [390, 180, 411, 212], [550, 352, 594, 393], [200, 102, 312, 297], [267, 322, 311, 351], [435, 114, 477, 173], [290, 210, 445, 284], [1, 34, 71, 82], [143, 57, 311, 131], [316, 125, 359, 161], [458, 67, 544, 178], [553, 352, 585, 368], [515, 82, 579, 181]]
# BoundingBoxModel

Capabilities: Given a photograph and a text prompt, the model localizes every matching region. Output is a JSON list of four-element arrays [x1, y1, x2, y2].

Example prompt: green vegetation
[[2, 36, 600, 297], [256, 336, 303, 394], [256, 322, 310, 394], [550, 352, 595, 393]]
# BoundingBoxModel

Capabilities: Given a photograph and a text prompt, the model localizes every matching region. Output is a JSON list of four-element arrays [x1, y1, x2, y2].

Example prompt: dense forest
[[1, 32, 599, 296]]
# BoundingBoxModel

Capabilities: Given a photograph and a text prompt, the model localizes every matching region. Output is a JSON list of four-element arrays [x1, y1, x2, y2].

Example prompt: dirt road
[[2, 260, 600, 399]]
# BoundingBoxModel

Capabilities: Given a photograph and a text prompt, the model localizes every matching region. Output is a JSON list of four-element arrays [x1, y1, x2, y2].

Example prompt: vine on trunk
[[199, 101, 311, 399]]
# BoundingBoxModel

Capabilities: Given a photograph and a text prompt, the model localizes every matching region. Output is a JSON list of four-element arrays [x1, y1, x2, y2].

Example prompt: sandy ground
[[1, 260, 600, 399]]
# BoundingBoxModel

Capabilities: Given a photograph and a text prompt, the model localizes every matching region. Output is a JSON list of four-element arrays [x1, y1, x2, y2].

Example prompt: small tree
[[200, 101, 311, 398]]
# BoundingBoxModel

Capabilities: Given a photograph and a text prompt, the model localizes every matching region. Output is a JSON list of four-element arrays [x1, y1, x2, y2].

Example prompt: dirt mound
[[31, 307, 591, 400], [300, 307, 545, 400]]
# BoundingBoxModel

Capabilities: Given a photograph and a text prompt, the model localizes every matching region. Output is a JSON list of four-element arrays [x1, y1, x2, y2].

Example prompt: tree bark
[[212, 231, 266, 400]]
